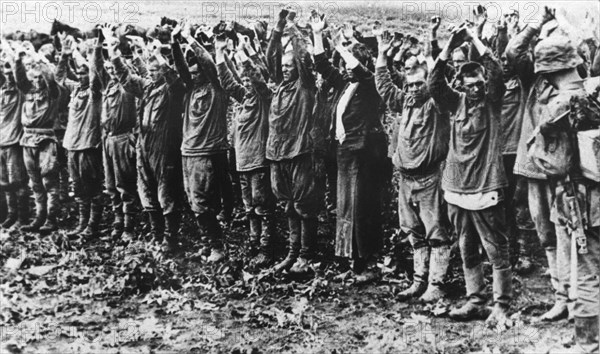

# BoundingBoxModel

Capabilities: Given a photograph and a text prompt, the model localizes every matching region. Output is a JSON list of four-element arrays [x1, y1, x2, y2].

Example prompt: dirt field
[[0, 199, 581, 354]]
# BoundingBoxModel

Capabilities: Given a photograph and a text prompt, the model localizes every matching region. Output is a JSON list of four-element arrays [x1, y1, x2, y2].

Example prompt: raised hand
[[473, 4, 487, 27], [108, 38, 121, 59], [392, 32, 405, 49], [447, 24, 468, 50], [430, 16, 441, 32], [342, 23, 354, 40], [62, 35, 75, 55], [100, 23, 113, 41], [171, 23, 182, 41], [214, 33, 228, 52], [286, 6, 297, 25], [372, 21, 383, 37], [56, 31, 67, 44], [377, 30, 392, 53], [328, 28, 346, 51], [181, 20, 193, 40], [309, 12, 326, 34], [540, 6, 556, 25]]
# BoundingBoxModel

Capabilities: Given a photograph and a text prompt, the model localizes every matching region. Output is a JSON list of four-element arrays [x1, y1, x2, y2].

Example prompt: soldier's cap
[[457, 61, 486, 78], [534, 35, 583, 74]]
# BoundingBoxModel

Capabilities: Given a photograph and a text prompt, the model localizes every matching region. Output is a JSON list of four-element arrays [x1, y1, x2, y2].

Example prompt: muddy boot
[[545, 248, 559, 290], [110, 209, 124, 240], [355, 258, 381, 285], [572, 316, 600, 353], [398, 247, 430, 301], [79, 197, 103, 238], [147, 211, 165, 244], [540, 299, 569, 321], [38, 211, 58, 233], [248, 213, 261, 256], [252, 215, 274, 268], [162, 212, 181, 253], [420, 245, 451, 303], [1, 191, 18, 229], [68, 201, 90, 237], [121, 213, 136, 243], [485, 303, 511, 328], [12, 190, 30, 230], [289, 217, 317, 274], [449, 264, 490, 321], [21, 201, 46, 233], [274, 217, 301, 273]]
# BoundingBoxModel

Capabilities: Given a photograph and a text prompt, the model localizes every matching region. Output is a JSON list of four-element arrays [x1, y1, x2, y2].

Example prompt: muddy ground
[[0, 199, 579, 354]]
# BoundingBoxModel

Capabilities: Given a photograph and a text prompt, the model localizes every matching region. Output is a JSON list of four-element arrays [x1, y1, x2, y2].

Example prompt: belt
[[105, 130, 133, 138], [23, 128, 55, 135]]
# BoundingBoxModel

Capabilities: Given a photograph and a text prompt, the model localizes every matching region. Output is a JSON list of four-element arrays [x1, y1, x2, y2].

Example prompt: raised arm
[[178, 21, 220, 88], [429, 16, 442, 59], [430, 27, 464, 113], [286, 23, 315, 89], [90, 42, 104, 98], [171, 36, 193, 89], [374, 30, 405, 112], [506, 7, 555, 88], [265, 9, 287, 84], [215, 36, 246, 103], [112, 55, 146, 98], [14, 56, 32, 93]]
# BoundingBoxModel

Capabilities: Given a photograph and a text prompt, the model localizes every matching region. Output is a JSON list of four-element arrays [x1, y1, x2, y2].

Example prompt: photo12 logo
[[1, 2, 141, 25]]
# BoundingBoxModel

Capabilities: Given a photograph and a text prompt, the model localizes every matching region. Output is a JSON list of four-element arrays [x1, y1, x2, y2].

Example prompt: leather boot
[[79, 197, 103, 237], [449, 263, 491, 321], [485, 267, 512, 327], [574, 316, 600, 353], [1, 191, 18, 229], [121, 213, 136, 243], [398, 247, 429, 300], [289, 217, 317, 274], [14, 189, 30, 229], [21, 201, 46, 232], [110, 209, 124, 240], [162, 212, 181, 253], [539, 299, 569, 321], [273, 217, 301, 273], [420, 245, 451, 303], [252, 215, 274, 268], [545, 248, 559, 290], [38, 210, 58, 233], [206, 215, 225, 262], [147, 211, 165, 244], [68, 201, 90, 237], [248, 213, 261, 256]]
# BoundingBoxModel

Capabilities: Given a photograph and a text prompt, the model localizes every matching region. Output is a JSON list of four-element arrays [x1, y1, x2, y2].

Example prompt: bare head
[[281, 52, 298, 83]]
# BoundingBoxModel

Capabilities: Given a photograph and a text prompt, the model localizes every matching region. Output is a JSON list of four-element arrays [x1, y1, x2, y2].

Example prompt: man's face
[[3, 66, 14, 84], [282, 54, 297, 82], [147, 62, 161, 83], [463, 73, 486, 101], [28, 68, 45, 91], [501, 54, 515, 78], [405, 70, 428, 102], [241, 76, 252, 92], [104, 63, 118, 81], [22, 56, 34, 72], [452, 50, 466, 72], [77, 66, 90, 87]]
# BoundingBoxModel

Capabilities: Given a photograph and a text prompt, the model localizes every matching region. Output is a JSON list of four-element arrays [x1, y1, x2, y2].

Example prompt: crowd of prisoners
[[1, 4, 600, 351]]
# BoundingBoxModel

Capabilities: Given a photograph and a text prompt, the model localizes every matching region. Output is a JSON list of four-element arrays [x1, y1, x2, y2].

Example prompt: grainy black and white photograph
[[0, 0, 599, 352]]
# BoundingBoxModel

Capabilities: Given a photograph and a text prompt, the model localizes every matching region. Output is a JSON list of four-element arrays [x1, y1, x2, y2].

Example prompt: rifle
[[564, 176, 588, 255]]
